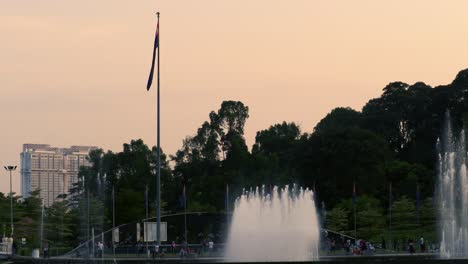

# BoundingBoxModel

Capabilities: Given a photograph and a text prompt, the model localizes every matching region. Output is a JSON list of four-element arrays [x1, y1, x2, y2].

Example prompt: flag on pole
[[389, 182, 393, 208], [146, 21, 159, 91], [145, 186, 148, 207], [416, 184, 420, 224], [145, 185, 149, 218], [353, 181, 357, 241], [416, 185, 420, 209], [352, 182, 356, 205], [179, 185, 186, 208], [225, 184, 229, 212]]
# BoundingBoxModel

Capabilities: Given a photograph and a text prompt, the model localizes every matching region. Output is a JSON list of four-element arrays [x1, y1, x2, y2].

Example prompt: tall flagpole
[[226, 184, 229, 226], [226, 184, 230, 241], [353, 182, 356, 243], [389, 182, 392, 251], [156, 11, 161, 247], [112, 185, 115, 257], [416, 184, 420, 226], [184, 185, 187, 247], [145, 184, 149, 254]]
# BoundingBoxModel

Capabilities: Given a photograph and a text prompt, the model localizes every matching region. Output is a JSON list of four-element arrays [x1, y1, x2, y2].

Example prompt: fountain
[[225, 185, 320, 262], [438, 113, 468, 258]]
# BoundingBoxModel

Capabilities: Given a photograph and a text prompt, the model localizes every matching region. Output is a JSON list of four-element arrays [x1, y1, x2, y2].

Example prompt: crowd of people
[[89, 238, 218, 259], [326, 237, 376, 255], [382, 236, 433, 253], [326, 235, 432, 256]]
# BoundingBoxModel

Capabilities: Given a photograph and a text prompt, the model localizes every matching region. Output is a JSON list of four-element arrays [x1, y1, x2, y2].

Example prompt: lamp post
[[4, 166, 17, 237]]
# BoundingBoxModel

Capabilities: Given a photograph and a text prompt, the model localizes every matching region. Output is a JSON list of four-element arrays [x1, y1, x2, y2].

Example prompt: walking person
[[12, 241, 17, 256], [208, 240, 214, 256], [408, 239, 415, 254], [171, 241, 176, 254], [345, 239, 351, 255], [98, 241, 104, 258], [419, 236, 425, 253], [43, 242, 49, 259], [152, 243, 159, 259]]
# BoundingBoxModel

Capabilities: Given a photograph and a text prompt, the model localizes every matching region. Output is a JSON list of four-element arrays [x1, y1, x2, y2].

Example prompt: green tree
[[44, 200, 76, 247], [215, 100, 249, 157], [385, 160, 433, 201], [391, 196, 418, 239], [326, 207, 349, 233], [314, 107, 362, 133], [357, 202, 385, 241], [331, 196, 385, 240], [71, 139, 175, 245], [15, 190, 43, 248], [299, 128, 391, 207], [418, 197, 436, 242], [251, 122, 302, 185], [173, 101, 251, 211]]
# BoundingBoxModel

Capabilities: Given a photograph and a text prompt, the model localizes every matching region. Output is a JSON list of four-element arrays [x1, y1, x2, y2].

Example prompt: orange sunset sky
[[1, 0, 468, 194]]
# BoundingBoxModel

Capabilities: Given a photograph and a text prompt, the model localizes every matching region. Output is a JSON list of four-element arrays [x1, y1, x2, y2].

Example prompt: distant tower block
[[20, 144, 97, 206]]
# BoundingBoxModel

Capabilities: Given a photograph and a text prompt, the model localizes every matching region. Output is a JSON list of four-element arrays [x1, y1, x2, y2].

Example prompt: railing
[[63, 211, 230, 258], [61, 212, 357, 259], [66, 243, 225, 259]]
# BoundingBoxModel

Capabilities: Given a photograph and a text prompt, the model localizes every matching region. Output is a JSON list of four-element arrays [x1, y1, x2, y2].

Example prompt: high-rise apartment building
[[20, 144, 97, 206]]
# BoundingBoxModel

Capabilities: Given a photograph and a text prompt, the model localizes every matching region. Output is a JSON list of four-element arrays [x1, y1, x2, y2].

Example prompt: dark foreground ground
[[3, 254, 468, 264]]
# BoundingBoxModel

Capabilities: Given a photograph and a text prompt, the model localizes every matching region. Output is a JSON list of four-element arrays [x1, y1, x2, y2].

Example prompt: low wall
[[7, 254, 468, 264]]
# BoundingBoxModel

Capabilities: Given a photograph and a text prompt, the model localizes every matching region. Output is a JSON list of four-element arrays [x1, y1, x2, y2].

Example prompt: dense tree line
[[1, 69, 468, 250]]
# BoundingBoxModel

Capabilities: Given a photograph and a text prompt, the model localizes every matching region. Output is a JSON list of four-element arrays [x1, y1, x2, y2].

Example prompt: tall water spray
[[438, 113, 468, 258], [225, 186, 320, 262]]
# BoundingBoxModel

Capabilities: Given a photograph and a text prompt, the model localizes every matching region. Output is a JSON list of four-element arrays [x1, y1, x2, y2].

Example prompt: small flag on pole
[[225, 184, 229, 211], [147, 21, 159, 91], [416, 184, 420, 210], [389, 182, 393, 208], [179, 185, 186, 208], [353, 182, 356, 205], [145, 185, 148, 215]]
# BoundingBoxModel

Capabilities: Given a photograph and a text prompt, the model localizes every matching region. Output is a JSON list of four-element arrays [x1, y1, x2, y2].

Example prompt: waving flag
[[353, 182, 356, 205], [416, 184, 420, 210], [179, 185, 186, 208], [389, 182, 393, 209], [147, 21, 159, 91]]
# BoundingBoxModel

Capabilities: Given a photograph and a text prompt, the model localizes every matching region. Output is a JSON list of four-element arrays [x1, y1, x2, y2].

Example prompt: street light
[[4, 165, 17, 237]]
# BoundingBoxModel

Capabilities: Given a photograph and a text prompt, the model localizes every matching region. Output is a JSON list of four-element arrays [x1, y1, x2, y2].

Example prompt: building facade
[[20, 144, 97, 206]]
